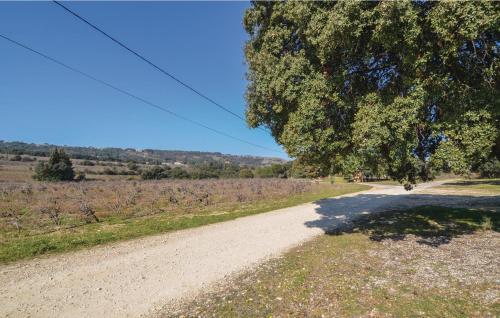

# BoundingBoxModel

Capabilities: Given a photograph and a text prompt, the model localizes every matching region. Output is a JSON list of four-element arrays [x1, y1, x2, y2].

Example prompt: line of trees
[[31, 149, 325, 182]]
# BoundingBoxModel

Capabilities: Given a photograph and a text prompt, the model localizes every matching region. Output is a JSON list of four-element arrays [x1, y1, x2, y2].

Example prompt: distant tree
[[190, 162, 222, 179], [33, 149, 75, 181], [244, 1, 499, 188], [221, 163, 240, 178], [254, 163, 289, 178], [239, 168, 254, 178], [141, 166, 170, 180]]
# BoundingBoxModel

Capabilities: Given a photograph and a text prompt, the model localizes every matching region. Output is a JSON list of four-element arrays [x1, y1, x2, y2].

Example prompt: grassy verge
[[0, 183, 369, 264], [437, 178, 500, 193], [364, 179, 401, 185], [166, 205, 499, 317]]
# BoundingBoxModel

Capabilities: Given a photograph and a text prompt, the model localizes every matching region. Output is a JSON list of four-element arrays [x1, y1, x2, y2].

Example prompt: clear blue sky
[[0, 1, 287, 158]]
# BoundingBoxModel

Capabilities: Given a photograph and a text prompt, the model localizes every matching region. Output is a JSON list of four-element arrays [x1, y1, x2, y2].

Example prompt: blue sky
[[0, 1, 287, 158]]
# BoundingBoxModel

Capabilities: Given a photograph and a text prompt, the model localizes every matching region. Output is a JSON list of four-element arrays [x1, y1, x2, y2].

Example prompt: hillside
[[0, 140, 286, 167]]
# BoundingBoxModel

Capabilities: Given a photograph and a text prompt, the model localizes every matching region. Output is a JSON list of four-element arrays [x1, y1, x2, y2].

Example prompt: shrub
[[10, 155, 22, 161], [479, 159, 500, 178], [127, 162, 139, 171], [254, 163, 289, 178], [141, 166, 170, 180], [33, 149, 75, 181], [171, 167, 190, 179], [239, 168, 254, 178]]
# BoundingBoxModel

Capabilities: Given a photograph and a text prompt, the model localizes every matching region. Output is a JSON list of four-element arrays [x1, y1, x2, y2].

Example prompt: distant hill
[[0, 140, 286, 167]]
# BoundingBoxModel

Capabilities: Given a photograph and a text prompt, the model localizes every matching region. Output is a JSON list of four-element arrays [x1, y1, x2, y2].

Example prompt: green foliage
[[254, 163, 289, 178], [479, 159, 500, 178], [244, 1, 499, 186], [190, 162, 221, 179], [141, 166, 171, 180], [290, 159, 325, 178], [170, 166, 190, 179], [33, 149, 75, 181], [239, 168, 255, 178], [140, 165, 192, 180]]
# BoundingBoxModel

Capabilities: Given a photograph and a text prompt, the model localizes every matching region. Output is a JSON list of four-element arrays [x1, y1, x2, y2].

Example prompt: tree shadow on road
[[305, 193, 499, 247]]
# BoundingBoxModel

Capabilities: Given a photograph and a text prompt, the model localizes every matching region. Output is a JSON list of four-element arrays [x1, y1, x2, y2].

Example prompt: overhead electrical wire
[[0, 33, 283, 154], [52, 1, 269, 132]]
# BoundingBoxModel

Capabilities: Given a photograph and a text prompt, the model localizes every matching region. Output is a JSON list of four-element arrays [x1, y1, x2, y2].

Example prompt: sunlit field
[[0, 167, 369, 263]]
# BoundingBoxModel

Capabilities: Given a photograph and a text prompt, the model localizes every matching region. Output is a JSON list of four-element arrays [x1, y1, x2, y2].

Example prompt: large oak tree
[[244, 1, 499, 187]]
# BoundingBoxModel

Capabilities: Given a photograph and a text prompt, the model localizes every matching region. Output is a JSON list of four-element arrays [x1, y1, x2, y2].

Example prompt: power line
[[52, 1, 268, 132], [0, 33, 283, 154]]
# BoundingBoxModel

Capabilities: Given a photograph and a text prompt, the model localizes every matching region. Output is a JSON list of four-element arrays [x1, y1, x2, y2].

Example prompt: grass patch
[[438, 178, 500, 193], [0, 183, 369, 264], [166, 205, 499, 317]]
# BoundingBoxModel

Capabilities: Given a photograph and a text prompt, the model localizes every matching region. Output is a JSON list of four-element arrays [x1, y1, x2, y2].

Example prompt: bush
[[10, 155, 22, 161], [141, 166, 170, 180], [239, 168, 254, 178], [99, 167, 135, 175], [171, 167, 190, 179], [33, 149, 75, 181], [254, 163, 289, 178], [479, 159, 500, 178], [127, 162, 139, 171]]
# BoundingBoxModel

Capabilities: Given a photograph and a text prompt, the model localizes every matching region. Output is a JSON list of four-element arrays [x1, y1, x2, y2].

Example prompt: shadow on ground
[[305, 193, 499, 247]]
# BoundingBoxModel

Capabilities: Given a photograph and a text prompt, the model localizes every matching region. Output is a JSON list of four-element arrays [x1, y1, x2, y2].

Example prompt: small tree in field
[[33, 148, 75, 181]]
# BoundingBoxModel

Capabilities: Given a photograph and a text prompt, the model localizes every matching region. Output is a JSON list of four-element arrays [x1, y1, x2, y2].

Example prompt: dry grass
[[0, 178, 368, 263], [162, 198, 500, 317], [1, 179, 320, 235]]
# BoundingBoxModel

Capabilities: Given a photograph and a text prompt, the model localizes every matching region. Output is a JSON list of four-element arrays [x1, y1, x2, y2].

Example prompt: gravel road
[[0, 181, 479, 317]]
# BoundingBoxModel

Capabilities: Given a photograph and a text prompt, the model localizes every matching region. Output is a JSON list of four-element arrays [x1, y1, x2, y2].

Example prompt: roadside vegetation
[[0, 177, 368, 263], [438, 179, 500, 193], [166, 200, 499, 317]]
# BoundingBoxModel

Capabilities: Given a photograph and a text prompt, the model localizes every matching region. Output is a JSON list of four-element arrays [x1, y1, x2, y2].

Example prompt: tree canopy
[[244, 1, 499, 187], [33, 149, 75, 181]]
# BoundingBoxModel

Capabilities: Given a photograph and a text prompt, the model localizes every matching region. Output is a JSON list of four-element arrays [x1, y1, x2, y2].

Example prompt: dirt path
[[0, 181, 487, 317]]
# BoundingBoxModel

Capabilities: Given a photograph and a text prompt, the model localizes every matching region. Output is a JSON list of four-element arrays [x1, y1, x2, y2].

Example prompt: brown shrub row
[[0, 179, 316, 235]]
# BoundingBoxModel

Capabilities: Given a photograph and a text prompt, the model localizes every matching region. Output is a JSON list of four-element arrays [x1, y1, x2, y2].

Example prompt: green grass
[[167, 205, 499, 317], [438, 178, 500, 193], [0, 183, 369, 264], [364, 179, 401, 185]]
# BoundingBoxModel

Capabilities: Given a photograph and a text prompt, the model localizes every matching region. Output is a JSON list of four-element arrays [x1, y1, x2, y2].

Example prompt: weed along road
[[0, 181, 461, 317]]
